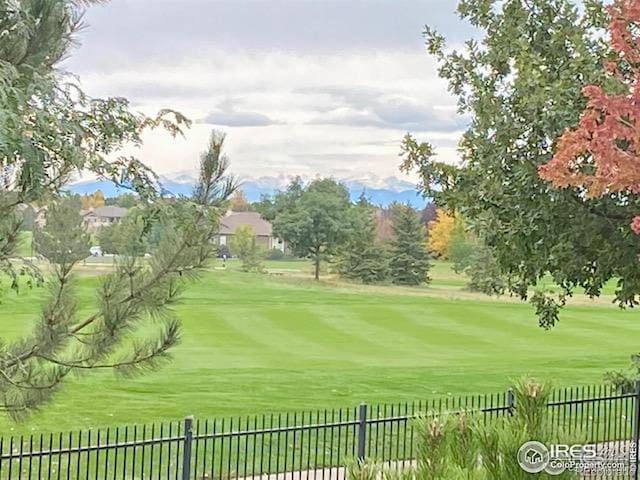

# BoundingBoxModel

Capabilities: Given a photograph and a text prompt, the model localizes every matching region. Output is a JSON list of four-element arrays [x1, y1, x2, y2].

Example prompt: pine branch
[[1, 130, 235, 416]]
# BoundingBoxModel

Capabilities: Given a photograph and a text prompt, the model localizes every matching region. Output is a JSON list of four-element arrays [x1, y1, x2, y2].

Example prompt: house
[[16, 204, 47, 228], [81, 206, 128, 233], [215, 211, 284, 252]]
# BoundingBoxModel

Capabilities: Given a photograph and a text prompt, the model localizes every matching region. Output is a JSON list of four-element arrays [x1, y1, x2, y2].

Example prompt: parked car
[[89, 246, 103, 257]]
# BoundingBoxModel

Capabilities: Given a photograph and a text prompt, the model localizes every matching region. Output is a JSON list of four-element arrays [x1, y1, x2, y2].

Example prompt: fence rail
[[0, 384, 637, 479]]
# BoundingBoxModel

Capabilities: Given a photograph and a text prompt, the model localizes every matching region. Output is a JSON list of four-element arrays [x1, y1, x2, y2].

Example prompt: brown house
[[81, 206, 128, 233], [215, 211, 284, 251]]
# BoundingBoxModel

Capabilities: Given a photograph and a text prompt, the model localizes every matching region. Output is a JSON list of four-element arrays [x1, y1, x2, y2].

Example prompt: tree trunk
[[314, 256, 320, 280]]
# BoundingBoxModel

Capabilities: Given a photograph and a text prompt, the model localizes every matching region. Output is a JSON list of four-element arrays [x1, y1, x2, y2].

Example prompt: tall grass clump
[[346, 378, 581, 479]]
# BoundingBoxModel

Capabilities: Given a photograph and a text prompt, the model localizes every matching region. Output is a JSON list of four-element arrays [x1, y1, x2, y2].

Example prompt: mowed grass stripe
[[0, 261, 638, 435], [259, 307, 383, 361]]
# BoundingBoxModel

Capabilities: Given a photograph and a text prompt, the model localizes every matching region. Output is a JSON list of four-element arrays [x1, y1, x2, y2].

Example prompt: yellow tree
[[80, 190, 106, 209], [93, 190, 105, 208], [427, 209, 455, 258], [229, 190, 251, 211]]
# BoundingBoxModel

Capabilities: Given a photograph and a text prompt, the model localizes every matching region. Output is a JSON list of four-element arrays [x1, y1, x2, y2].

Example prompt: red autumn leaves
[[538, 0, 640, 233]]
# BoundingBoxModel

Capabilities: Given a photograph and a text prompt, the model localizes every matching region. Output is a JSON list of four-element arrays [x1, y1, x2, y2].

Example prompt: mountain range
[[67, 172, 426, 208]]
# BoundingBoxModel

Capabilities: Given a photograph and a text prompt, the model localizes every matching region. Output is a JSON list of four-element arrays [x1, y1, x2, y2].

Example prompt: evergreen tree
[[389, 205, 430, 286], [97, 209, 147, 256], [336, 197, 389, 284], [34, 197, 90, 268]]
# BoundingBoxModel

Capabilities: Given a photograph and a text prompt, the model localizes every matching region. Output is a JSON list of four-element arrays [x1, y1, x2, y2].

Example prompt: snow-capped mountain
[[66, 172, 425, 207]]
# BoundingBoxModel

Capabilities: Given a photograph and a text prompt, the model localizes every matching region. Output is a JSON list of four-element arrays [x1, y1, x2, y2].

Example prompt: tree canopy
[[400, 0, 640, 327], [539, 0, 640, 236], [34, 198, 90, 269], [426, 209, 455, 259], [272, 178, 354, 280]]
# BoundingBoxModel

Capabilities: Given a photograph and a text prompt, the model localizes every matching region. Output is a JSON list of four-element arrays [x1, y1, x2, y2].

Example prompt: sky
[[64, 0, 475, 182]]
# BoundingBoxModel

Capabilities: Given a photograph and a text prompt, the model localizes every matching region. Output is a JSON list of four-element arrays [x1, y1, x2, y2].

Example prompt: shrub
[[450, 230, 507, 296], [267, 248, 285, 260], [229, 225, 265, 272], [346, 378, 581, 480], [217, 244, 231, 259]]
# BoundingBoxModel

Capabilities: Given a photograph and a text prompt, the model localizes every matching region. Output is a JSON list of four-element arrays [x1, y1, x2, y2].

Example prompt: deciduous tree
[[272, 179, 354, 280], [80, 191, 105, 209], [105, 193, 137, 209], [449, 223, 508, 296], [254, 178, 304, 222], [539, 0, 640, 236], [229, 190, 251, 212], [230, 225, 265, 272], [427, 209, 455, 258], [399, 0, 640, 327]]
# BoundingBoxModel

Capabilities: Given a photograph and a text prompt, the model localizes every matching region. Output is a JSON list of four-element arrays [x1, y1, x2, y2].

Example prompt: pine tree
[[1, 132, 235, 419], [34, 197, 90, 269], [336, 198, 389, 284], [389, 205, 430, 286], [97, 209, 147, 256], [0, 0, 235, 417]]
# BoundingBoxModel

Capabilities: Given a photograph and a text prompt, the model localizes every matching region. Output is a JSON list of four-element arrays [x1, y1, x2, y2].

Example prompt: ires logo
[[549, 444, 597, 459], [518, 441, 600, 474]]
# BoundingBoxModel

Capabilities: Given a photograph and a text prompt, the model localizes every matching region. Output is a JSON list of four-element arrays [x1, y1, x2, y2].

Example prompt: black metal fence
[[1, 384, 638, 479]]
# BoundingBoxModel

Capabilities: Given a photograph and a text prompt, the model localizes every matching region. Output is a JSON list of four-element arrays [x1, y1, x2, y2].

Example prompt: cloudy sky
[[64, 0, 475, 182]]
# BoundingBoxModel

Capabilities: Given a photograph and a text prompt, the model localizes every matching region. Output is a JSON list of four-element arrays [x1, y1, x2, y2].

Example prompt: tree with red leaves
[[400, 0, 640, 330], [539, 0, 640, 234]]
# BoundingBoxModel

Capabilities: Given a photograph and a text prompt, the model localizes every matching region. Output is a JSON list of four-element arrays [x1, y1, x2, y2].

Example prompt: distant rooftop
[[81, 206, 128, 218], [219, 211, 272, 236]]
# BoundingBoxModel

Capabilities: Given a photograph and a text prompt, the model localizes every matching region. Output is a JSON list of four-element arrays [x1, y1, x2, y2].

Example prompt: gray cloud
[[308, 108, 466, 132], [66, 0, 477, 72], [199, 111, 277, 127], [298, 86, 385, 110], [62, 1, 470, 177], [374, 98, 468, 132], [81, 79, 214, 103], [305, 86, 468, 132], [198, 98, 280, 127]]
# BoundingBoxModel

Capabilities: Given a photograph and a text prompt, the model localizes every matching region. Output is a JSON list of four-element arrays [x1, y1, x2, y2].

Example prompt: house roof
[[81, 206, 128, 219], [219, 211, 273, 236]]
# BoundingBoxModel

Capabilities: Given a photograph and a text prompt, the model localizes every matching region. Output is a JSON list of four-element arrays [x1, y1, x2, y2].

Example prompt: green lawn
[[1, 259, 638, 435], [15, 231, 33, 257]]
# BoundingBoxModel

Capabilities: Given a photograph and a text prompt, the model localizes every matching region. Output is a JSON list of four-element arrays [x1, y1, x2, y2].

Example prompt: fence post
[[182, 416, 194, 480], [506, 388, 514, 416], [356, 403, 368, 461], [632, 381, 640, 480]]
